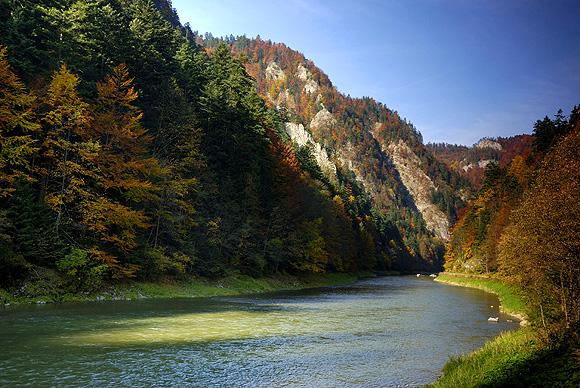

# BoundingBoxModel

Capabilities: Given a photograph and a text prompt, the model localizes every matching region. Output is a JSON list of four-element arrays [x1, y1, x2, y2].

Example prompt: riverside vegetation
[[0, 0, 578, 386], [433, 274, 579, 387], [434, 110, 580, 386]]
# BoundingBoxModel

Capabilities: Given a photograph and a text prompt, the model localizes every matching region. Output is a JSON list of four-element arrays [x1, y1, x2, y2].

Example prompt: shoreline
[[434, 273, 528, 326], [429, 273, 574, 387], [0, 272, 373, 307]]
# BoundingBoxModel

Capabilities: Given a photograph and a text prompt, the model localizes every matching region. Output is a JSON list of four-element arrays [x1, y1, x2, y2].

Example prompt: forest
[[0, 0, 441, 294], [427, 135, 534, 188]]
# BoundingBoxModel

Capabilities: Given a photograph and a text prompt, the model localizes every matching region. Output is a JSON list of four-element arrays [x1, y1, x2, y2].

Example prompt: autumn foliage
[[444, 108, 580, 329]]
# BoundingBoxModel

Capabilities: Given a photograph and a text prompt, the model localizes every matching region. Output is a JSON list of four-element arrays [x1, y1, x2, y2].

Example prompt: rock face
[[310, 108, 336, 130], [475, 139, 502, 150], [265, 61, 285, 81], [478, 159, 495, 168], [234, 38, 469, 268], [295, 63, 318, 94], [385, 140, 450, 239], [296, 63, 309, 81], [284, 122, 337, 180], [304, 79, 318, 94]]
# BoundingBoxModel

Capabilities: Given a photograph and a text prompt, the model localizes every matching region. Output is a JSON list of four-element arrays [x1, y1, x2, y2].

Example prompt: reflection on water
[[0, 276, 518, 386]]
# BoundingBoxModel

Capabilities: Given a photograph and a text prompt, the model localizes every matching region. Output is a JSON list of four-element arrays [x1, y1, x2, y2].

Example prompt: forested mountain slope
[[427, 134, 534, 189], [202, 35, 470, 255], [0, 0, 469, 292]]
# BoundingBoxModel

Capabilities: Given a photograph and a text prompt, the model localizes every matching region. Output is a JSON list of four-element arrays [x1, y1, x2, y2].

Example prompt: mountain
[[201, 35, 471, 260], [0, 0, 505, 294], [427, 135, 533, 189], [0, 0, 472, 290]]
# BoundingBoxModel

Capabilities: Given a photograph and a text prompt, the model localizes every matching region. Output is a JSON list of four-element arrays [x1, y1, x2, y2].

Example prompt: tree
[[84, 64, 158, 277], [37, 64, 96, 236], [499, 128, 580, 328], [0, 46, 39, 198], [532, 110, 570, 153], [291, 218, 328, 273]]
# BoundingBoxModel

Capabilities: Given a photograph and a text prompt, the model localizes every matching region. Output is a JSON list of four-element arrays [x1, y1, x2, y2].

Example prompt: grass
[[431, 326, 579, 387], [432, 273, 579, 387], [114, 272, 360, 300], [0, 272, 362, 305]]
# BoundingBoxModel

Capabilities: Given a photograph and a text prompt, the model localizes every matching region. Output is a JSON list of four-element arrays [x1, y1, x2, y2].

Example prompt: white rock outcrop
[[475, 139, 502, 150], [385, 140, 450, 239], [265, 61, 285, 81], [310, 108, 336, 130], [478, 159, 496, 168], [304, 79, 318, 94], [295, 63, 318, 94], [284, 122, 337, 180], [296, 63, 310, 81]]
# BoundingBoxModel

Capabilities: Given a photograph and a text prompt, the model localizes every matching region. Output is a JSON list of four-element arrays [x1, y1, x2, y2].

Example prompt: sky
[[171, 0, 580, 145]]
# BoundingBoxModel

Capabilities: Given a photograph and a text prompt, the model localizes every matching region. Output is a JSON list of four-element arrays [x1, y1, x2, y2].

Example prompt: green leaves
[[56, 248, 107, 292]]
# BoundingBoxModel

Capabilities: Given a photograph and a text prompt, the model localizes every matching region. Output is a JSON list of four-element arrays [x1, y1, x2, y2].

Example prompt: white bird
[[416, 274, 421, 277], [488, 317, 499, 322]]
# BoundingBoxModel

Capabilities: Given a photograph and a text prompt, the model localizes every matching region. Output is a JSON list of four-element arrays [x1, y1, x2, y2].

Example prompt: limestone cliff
[[385, 140, 449, 239]]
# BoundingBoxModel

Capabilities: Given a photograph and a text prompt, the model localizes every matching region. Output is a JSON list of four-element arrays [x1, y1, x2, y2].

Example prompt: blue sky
[[172, 0, 580, 145]]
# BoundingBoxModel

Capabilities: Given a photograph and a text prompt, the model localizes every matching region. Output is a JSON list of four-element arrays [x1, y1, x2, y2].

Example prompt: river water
[[0, 276, 518, 387]]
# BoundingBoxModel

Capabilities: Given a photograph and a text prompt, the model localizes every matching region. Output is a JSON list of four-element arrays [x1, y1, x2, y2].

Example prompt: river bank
[[431, 273, 579, 387], [435, 273, 528, 325], [0, 272, 369, 306]]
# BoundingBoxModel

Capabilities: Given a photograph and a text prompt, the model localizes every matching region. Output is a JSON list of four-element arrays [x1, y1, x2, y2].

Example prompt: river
[[0, 276, 518, 387]]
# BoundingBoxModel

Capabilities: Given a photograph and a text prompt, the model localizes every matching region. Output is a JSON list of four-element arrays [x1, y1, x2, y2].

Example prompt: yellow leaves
[[45, 192, 64, 211], [96, 64, 139, 107], [508, 155, 531, 186], [473, 188, 494, 214], [462, 244, 473, 260], [332, 194, 344, 207], [81, 197, 150, 253], [443, 242, 457, 272], [0, 46, 39, 198]]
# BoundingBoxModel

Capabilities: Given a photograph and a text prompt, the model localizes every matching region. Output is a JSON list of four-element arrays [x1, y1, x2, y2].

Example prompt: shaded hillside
[[427, 135, 533, 189], [202, 35, 471, 266]]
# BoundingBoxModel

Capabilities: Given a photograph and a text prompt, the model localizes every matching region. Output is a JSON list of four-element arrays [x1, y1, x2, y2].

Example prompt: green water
[[0, 276, 518, 386]]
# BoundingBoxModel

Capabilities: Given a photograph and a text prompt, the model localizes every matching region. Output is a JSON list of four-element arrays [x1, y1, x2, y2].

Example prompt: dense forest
[[444, 108, 579, 330], [0, 0, 453, 293]]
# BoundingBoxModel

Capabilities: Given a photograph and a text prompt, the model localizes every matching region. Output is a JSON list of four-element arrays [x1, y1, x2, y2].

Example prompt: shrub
[[56, 248, 107, 292]]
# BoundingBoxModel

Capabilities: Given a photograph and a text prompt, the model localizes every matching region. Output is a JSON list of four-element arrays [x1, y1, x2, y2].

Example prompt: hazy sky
[[172, 0, 580, 145]]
